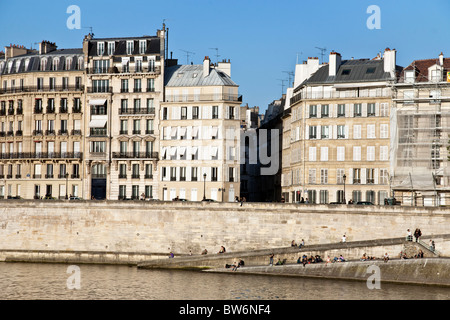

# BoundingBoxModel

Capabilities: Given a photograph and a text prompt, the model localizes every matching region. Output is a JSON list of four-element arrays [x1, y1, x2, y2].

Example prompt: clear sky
[[1, 0, 450, 113]]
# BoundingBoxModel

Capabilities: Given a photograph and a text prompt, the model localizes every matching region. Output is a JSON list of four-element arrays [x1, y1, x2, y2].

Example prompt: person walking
[[406, 229, 413, 241], [269, 253, 274, 266], [414, 228, 422, 242]]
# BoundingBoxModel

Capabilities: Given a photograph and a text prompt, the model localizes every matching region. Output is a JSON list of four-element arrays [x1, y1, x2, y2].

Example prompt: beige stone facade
[[159, 57, 241, 201], [281, 50, 396, 204], [0, 42, 85, 199]]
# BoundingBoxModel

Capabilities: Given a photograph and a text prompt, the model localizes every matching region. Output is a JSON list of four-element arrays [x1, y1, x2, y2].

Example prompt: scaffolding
[[391, 67, 450, 206]]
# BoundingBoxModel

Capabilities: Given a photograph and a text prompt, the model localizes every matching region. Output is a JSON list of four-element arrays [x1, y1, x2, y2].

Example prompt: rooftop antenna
[[296, 52, 303, 64], [209, 48, 220, 62], [315, 47, 327, 62], [82, 27, 94, 37], [277, 79, 287, 95], [283, 71, 294, 87], [180, 49, 195, 65]]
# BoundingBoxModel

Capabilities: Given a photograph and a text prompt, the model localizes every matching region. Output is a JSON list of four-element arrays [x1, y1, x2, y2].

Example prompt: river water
[[0, 262, 448, 301]]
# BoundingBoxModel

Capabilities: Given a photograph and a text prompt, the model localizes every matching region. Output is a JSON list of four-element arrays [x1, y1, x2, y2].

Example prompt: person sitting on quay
[[202, 249, 208, 255], [383, 252, 389, 263], [299, 239, 305, 249], [291, 240, 297, 247], [218, 246, 226, 254], [361, 253, 368, 261]]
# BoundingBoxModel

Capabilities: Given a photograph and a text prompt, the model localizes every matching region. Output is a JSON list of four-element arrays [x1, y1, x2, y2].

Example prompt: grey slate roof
[[0, 49, 84, 75], [294, 59, 402, 92], [165, 64, 237, 87]]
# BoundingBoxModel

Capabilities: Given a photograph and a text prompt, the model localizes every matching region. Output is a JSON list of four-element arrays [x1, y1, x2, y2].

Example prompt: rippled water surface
[[0, 262, 448, 300]]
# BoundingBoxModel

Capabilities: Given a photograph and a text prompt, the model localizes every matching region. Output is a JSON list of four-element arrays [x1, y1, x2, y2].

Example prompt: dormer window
[[404, 70, 415, 83], [431, 69, 441, 82], [127, 41, 134, 55], [66, 57, 72, 70], [40, 58, 47, 71], [52, 58, 59, 71], [342, 69, 351, 75], [139, 40, 147, 54], [97, 42, 105, 56], [107, 42, 115, 56]]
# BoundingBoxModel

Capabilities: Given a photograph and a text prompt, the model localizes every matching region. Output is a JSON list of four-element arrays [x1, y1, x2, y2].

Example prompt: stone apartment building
[[82, 31, 165, 200], [0, 42, 85, 199], [281, 49, 400, 205], [159, 57, 242, 201]]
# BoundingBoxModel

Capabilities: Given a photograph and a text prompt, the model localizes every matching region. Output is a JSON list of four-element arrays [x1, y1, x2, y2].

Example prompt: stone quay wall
[[0, 200, 448, 262]]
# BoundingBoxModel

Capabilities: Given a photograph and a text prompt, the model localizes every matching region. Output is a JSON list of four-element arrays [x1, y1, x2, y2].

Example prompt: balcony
[[0, 152, 83, 160], [8, 108, 14, 115], [45, 174, 54, 179], [87, 87, 113, 94], [0, 109, 5, 116], [6, 131, 14, 137], [16, 107, 23, 115], [112, 152, 159, 159], [45, 130, 56, 136], [33, 130, 43, 136], [34, 107, 43, 114], [144, 174, 153, 179], [118, 174, 127, 179], [71, 174, 80, 179], [72, 107, 82, 114], [46, 107, 56, 114], [33, 174, 42, 179], [131, 174, 140, 179], [165, 93, 243, 103], [145, 130, 154, 135], [58, 129, 69, 136], [71, 129, 82, 136], [59, 107, 68, 114], [119, 108, 155, 115], [0, 85, 84, 95], [90, 128, 107, 137]]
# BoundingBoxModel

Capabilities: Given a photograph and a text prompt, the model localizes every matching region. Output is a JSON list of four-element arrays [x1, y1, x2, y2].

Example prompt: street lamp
[[343, 174, 346, 204], [203, 173, 207, 200]]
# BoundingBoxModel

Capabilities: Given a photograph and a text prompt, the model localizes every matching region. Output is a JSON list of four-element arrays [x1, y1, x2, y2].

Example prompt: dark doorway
[[91, 179, 106, 200]]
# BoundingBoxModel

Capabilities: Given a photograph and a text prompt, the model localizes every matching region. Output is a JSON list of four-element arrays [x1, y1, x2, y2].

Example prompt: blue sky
[[1, 0, 450, 112]]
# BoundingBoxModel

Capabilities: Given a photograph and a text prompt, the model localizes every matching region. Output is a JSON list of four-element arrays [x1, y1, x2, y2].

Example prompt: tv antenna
[[315, 47, 327, 62], [180, 49, 195, 64], [277, 79, 287, 95], [82, 27, 94, 37], [283, 71, 294, 87], [209, 48, 220, 62], [296, 52, 303, 64]]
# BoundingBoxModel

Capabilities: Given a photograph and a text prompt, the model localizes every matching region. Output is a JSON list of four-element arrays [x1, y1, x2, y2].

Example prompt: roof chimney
[[329, 51, 341, 77], [383, 48, 396, 78], [217, 59, 231, 77], [39, 41, 57, 55], [203, 56, 210, 77], [439, 52, 444, 66]]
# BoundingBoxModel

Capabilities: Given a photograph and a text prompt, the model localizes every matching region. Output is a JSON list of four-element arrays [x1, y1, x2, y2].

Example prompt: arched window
[[52, 58, 59, 71], [77, 57, 83, 70], [41, 58, 47, 71], [66, 57, 72, 70]]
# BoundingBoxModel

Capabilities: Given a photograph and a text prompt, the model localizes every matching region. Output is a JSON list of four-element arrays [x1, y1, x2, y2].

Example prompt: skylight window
[[342, 69, 351, 75], [366, 67, 376, 74]]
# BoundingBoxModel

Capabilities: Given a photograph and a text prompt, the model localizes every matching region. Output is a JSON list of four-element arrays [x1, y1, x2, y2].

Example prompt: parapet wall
[[0, 200, 448, 257]]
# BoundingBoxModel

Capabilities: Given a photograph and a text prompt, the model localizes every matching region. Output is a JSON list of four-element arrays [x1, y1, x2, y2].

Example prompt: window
[[211, 167, 218, 181], [367, 124, 376, 139], [147, 78, 155, 92], [92, 80, 109, 93], [337, 146, 345, 161], [309, 105, 317, 118], [133, 120, 140, 134], [319, 190, 329, 204], [353, 125, 361, 139], [353, 169, 361, 184], [380, 169, 389, 185], [127, 41, 134, 55], [121, 79, 129, 93], [354, 104, 362, 117], [212, 106, 219, 119], [336, 169, 345, 184], [228, 167, 235, 182], [119, 185, 127, 199], [321, 125, 330, 139], [90, 141, 106, 153], [134, 79, 142, 92], [337, 104, 345, 117], [404, 70, 414, 83], [403, 90, 414, 102], [97, 42, 105, 56], [139, 40, 147, 54], [145, 185, 153, 199], [337, 125, 346, 139], [132, 164, 140, 179], [342, 69, 351, 75], [181, 107, 187, 120], [94, 60, 109, 73], [320, 169, 328, 184], [380, 103, 389, 117], [132, 185, 139, 200], [191, 167, 198, 181], [119, 164, 127, 179], [135, 58, 143, 72], [352, 190, 362, 202], [366, 169, 375, 184], [107, 42, 115, 55], [380, 124, 389, 138], [431, 69, 441, 82], [228, 106, 234, 119], [192, 106, 199, 119], [321, 105, 329, 118], [320, 147, 328, 161], [309, 147, 317, 161], [145, 164, 153, 179], [309, 126, 317, 139], [146, 119, 154, 134], [367, 146, 375, 161], [308, 169, 316, 184], [366, 190, 376, 203], [380, 146, 388, 161], [366, 67, 376, 74], [353, 146, 361, 161], [367, 103, 376, 116]]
